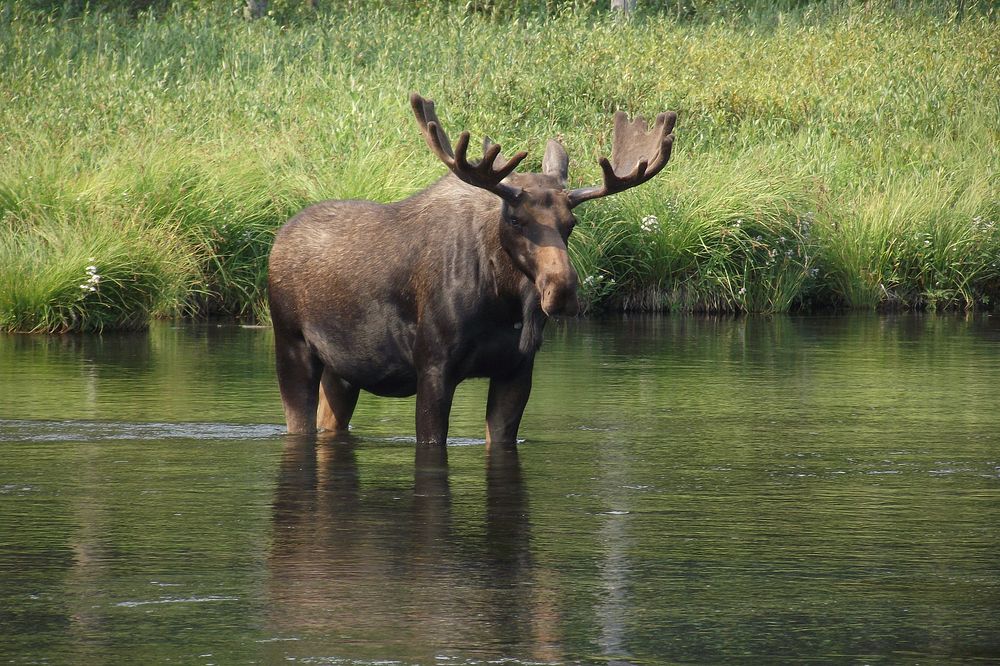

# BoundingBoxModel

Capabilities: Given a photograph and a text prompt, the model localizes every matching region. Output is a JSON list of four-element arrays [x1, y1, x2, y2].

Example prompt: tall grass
[[0, 0, 997, 331], [0, 206, 199, 332]]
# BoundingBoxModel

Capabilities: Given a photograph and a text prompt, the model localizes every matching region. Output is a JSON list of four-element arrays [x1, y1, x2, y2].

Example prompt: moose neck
[[478, 195, 546, 354], [402, 174, 545, 353], [408, 176, 531, 300]]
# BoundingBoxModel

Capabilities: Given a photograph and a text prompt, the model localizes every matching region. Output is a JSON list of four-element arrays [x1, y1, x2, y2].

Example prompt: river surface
[[1, 315, 998, 664]]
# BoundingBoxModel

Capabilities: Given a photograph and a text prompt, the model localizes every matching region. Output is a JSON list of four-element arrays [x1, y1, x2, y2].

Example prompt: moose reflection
[[266, 439, 561, 661]]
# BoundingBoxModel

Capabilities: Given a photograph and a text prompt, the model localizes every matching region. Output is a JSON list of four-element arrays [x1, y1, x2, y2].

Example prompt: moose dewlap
[[267, 93, 676, 444]]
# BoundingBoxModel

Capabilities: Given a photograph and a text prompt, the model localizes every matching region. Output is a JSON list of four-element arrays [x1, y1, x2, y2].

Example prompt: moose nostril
[[539, 280, 579, 317]]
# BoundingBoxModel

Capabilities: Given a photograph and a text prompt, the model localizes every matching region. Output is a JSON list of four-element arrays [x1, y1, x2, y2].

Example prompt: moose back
[[268, 93, 676, 445]]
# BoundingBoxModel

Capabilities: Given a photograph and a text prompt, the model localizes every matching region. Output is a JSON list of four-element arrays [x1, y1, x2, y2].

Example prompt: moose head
[[411, 93, 676, 318]]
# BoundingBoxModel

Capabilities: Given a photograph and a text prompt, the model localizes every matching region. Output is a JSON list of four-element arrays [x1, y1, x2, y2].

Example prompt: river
[[1, 314, 998, 663]]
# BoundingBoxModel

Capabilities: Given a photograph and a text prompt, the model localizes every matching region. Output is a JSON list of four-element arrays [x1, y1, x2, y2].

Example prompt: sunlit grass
[[0, 0, 996, 330], [0, 207, 199, 332]]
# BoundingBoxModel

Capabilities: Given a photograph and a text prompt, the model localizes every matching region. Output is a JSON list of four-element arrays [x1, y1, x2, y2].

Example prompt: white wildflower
[[79, 264, 101, 293], [640, 215, 660, 234]]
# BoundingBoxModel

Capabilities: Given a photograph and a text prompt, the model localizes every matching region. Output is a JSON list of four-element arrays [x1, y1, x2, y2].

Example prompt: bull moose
[[268, 93, 676, 445]]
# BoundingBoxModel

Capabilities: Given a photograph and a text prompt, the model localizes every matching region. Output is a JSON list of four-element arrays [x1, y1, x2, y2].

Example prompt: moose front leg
[[415, 366, 457, 445], [485, 362, 534, 448]]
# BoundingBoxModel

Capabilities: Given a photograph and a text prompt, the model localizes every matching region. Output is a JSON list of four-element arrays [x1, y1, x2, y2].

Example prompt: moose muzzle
[[537, 266, 580, 317]]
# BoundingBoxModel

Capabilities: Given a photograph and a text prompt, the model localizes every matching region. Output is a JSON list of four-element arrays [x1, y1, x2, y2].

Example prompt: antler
[[567, 110, 677, 208], [410, 93, 527, 203]]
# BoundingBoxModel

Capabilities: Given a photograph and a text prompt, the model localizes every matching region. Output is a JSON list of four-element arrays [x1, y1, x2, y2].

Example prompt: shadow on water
[[266, 436, 563, 664]]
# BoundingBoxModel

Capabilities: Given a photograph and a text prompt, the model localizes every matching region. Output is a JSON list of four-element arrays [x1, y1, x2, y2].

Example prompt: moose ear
[[542, 139, 569, 188]]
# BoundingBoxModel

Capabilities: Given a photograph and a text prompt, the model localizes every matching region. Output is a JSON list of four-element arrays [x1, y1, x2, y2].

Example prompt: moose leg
[[274, 332, 323, 434], [317, 368, 359, 433], [485, 362, 534, 448], [415, 367, 457, 446]]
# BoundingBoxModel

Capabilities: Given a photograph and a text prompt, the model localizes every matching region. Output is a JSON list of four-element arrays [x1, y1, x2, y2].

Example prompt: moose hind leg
[[317, 368, 360, 433], [274, 333, 323, 434]]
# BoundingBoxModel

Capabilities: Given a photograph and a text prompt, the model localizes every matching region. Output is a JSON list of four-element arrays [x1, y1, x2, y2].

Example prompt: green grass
[[0, 204, 199, 332], [0, 0, 997, 331]]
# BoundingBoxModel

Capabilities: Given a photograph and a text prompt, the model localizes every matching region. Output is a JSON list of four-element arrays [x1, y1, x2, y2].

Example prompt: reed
[[0, 0, 996, 331]]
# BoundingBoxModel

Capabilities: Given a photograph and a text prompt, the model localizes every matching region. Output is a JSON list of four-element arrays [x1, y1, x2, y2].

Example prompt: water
[[1, 315, 998, 664]]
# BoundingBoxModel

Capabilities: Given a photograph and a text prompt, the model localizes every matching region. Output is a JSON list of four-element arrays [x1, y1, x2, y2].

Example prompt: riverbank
[[1, 1, 997, 331]]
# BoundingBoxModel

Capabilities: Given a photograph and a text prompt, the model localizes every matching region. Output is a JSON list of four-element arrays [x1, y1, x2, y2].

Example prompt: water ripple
[[0, 418, 284, 442], [115, 595, 239, 608]]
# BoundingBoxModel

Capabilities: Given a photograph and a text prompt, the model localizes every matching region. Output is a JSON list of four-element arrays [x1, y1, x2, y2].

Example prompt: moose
[[268, 93, 676, 445]]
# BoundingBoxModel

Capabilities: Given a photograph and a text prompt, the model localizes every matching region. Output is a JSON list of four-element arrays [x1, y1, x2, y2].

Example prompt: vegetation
[[0, 0, 997, 331]]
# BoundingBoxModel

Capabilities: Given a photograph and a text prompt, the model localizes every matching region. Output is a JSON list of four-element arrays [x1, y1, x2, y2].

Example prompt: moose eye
[[508, 216, 523, 230]]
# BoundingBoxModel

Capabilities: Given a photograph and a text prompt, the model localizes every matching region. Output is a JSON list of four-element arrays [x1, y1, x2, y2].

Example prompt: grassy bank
[[1, 1, 997, 331]]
